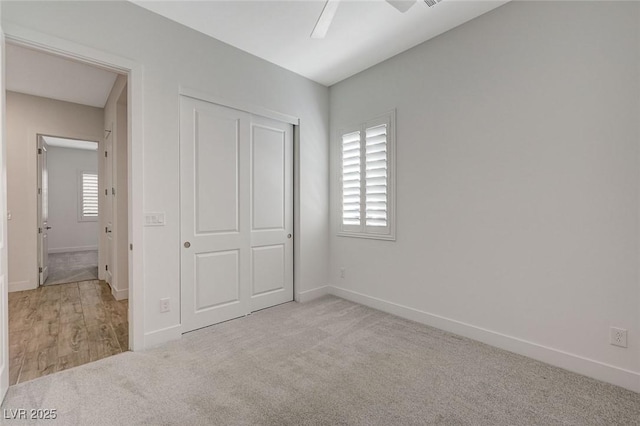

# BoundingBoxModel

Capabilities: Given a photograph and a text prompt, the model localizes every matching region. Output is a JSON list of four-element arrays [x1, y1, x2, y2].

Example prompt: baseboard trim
[[295, 285, 329, 303], [144, 324, 182, 349], [9, 280, 36, 292], [48, 246, 98, 254], [111, 285, 128, 301], [328, 286, 640, 393]]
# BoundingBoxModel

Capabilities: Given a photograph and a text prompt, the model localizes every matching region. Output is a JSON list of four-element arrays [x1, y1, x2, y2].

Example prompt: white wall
[[47, 145, 99, 253], [1, 1, 330, 344], [329, 1, 640, 392], [6, 91, 103, 291]]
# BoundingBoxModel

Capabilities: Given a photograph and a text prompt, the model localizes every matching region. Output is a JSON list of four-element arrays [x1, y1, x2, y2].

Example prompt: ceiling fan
[[311, 0, 443, 39]]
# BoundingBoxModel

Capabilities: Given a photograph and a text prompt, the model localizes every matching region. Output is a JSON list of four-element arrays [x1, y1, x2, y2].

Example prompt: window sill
[[337, 232, 396, 242]]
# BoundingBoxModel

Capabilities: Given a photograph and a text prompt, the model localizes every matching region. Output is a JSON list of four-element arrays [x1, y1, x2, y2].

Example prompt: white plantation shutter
[[365, 124, 388, 228], [339, 111, 395, 240], [81, 172, 99, 220], [342, 130, 361, 228]]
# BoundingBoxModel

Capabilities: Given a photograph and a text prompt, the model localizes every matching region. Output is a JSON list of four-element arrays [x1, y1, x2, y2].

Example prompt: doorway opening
[[5, 43, 130, 385], [37, 135, 100, 286]]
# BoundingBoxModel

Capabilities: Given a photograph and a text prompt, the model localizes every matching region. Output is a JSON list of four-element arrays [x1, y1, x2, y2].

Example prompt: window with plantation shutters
[[338, 111, 395, 240], [79, 171, 99, 221]]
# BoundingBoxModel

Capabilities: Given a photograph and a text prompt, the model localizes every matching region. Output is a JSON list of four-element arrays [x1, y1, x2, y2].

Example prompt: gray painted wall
[[47, 146, 99, 252], [329, 1, 640, 388]]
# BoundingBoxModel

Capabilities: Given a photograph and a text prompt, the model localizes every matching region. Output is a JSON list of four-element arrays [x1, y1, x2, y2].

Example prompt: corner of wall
[[143, 324, 182, 349], [295, 285, 330, 303], [8, 280, 36, 293]]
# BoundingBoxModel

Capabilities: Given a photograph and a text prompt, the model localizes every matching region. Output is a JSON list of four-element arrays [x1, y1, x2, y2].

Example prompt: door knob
[[184, 241, 191, 248], [287, 234, 292, 239]]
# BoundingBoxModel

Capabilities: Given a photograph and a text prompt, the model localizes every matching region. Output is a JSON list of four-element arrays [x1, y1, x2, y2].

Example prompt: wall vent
[[424, 0, 443, 7]]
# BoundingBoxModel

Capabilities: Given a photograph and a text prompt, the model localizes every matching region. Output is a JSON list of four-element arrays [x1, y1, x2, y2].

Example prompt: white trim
[[3, 22, 133, 74], [295, 285, 330, 303], [144, 324, 182, 349], [0, 10, 8, 403], [293, 125, 301, 308], [179, 87, 300, 126], [3, 23, 145, 352], [111, 285, 128, 301], [0, 276, 7, 403], [328, 285, 640, 393], [33, 132, 101, 290], [8, 280, 35, 293], [48, 246, 98, 254]]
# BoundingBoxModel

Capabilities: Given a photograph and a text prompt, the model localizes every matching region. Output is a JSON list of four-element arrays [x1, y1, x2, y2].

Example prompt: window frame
[[337, 110, 396, 241], [78, 170, 99, 222]]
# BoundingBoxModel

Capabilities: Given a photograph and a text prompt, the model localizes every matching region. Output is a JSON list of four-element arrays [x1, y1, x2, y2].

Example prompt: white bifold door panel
[[180, 96, 293, 333]]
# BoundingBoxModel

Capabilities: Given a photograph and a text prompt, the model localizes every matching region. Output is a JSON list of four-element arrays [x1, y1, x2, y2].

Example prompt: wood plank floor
[[8, 280, 128, 385]]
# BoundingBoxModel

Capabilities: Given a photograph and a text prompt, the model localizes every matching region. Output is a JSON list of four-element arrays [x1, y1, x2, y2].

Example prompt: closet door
[[180, 96, 293, 333], [249, 115, 293, 312], [180, 97, 250, 332]]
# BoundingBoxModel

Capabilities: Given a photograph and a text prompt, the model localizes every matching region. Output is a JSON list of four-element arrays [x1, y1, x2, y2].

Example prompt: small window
[[79, 171, 98, 222], [338, 111, 395, 240]]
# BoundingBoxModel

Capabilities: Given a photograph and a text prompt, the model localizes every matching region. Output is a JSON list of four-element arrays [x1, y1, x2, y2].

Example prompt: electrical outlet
[[610, 327, 628, 348], [160, 298, 170, 313], [340, 267, 346, 279]]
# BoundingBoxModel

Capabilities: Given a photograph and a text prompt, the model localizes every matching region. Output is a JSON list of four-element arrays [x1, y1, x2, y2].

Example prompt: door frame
[[36, 134, 49, 286], [3, 23, 144, 351], [35, 134, 100, 286], [178, 87, 300, 332]]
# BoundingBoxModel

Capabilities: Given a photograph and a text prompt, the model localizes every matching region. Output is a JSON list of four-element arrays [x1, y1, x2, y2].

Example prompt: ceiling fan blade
[[311, 0, 341, 39], [386, 0, 417, 13]]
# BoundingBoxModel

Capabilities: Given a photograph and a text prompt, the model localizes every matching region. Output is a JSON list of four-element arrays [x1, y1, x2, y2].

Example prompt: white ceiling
[[42, 136, 98, 151], [5, 43, 119, 108], [133, 0, 509, 86]]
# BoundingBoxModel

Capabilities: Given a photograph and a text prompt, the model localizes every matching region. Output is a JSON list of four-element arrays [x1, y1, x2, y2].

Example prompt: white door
[[0, 9, 10, 402], [37, 136, 49, 284], [104, 132, 113, 284], [248, 115, 293, 312], [180, 96, 293, 333]]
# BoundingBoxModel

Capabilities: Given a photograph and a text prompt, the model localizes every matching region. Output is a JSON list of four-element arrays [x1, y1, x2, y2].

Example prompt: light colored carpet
[[2, 296, 639, 425], [45, 251, 98, 286]]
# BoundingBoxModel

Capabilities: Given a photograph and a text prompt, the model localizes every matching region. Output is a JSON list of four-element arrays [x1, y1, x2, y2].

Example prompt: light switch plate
[[144, 212, 166, 226]]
